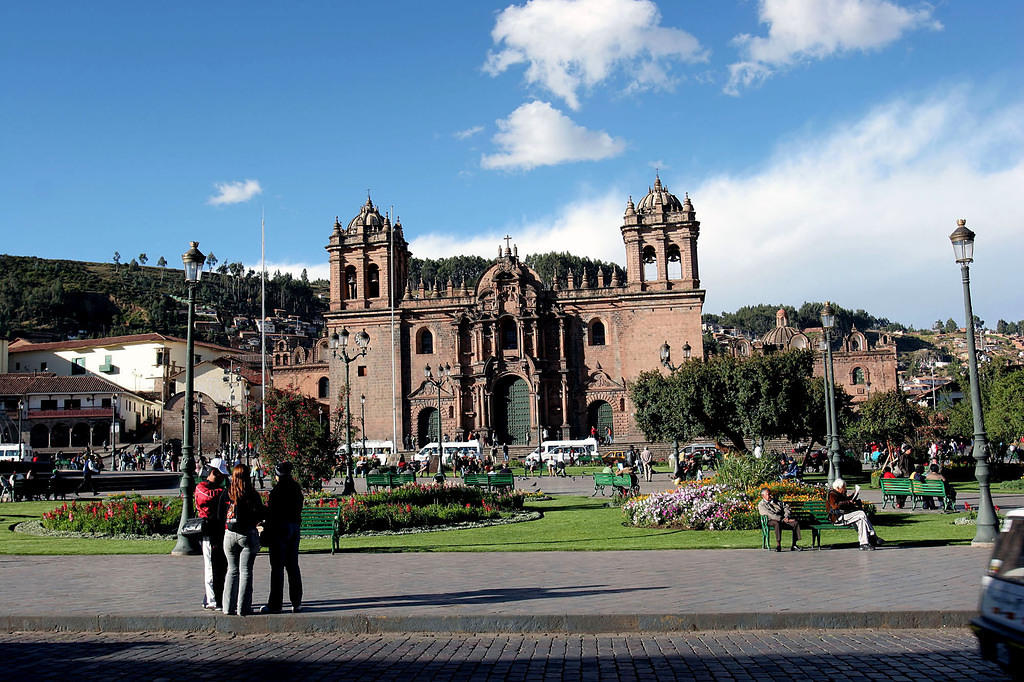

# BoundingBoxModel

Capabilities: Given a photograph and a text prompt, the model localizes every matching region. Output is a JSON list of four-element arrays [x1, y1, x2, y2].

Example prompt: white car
[[972, 507, 1024, 675]]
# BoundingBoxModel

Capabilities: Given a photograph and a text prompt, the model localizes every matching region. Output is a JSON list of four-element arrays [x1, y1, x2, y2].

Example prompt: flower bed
[[307, 484, 527, 534], [42, 495, 181, 536], [623, 480, 828, 530]]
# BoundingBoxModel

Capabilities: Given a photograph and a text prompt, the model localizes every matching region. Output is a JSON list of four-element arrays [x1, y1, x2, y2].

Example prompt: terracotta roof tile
[[9, 333, 240, 355], [0, 373, 150, 399]]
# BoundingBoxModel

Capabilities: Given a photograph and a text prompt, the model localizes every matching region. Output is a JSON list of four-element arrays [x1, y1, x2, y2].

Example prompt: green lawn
[[0, 495, 982, 555]]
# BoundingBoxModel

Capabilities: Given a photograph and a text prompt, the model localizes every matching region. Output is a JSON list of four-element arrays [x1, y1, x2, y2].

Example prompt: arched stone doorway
[[51, 423, 71, 448], [587, 400, 613, 441], [417, 407, 439, 447], [30, 424, 49, 448], [493, 376, 531, 445], [71, 422, 91, 447]]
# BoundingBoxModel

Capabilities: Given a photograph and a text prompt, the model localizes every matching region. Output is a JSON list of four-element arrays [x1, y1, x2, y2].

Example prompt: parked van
[[415, 440, 483, 465], [972, 507, 1024, 675], [0, 443, 31, 462], [339, 440, 396, 465], [525, 438, 599, 464]]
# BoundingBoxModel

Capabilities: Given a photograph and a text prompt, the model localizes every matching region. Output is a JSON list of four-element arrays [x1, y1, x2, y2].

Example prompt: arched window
[[589, 319, 606, 346], [500, 318, 518, 350], [345, 265, 357, 299], [852, 367, 866, 385], [417, 328, 433, 355], [666, 244, 682, 279], [367, 264, 380, 298], [318, 376, 330, 399], [642, 245, 658, 281]]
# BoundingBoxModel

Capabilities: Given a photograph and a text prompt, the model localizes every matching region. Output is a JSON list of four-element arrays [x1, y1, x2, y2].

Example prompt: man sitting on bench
[[758, 488, 802, 552], [827, 479, 883, 551]]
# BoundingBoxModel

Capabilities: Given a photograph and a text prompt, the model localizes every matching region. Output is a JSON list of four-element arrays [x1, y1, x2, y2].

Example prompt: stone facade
[[323, 177, 705, 446], [270, 337, 331, 411]]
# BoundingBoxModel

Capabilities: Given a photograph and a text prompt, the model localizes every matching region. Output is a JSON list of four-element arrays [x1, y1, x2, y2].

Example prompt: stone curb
[[2, 610, 975, 634]]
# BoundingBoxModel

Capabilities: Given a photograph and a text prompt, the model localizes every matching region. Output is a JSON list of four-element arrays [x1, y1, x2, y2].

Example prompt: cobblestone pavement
[[0, 628, 1007, 681]]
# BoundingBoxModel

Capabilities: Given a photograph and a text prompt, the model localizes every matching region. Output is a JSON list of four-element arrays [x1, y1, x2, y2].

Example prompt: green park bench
[[366, 472, 416, 491], [879, 477, 913, 509], [592, 472, 638, 497], [761, 500, 858, 550], [299, 505, 342, 554], [462, 473, 515, 491], [910, 479, 955, 511]]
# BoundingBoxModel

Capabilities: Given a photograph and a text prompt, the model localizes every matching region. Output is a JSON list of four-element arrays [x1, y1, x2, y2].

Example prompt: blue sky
[[2, 1, 1022, 329]]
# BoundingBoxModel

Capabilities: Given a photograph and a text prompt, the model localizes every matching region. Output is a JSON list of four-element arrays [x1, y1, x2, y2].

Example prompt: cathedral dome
[[347, 196, 384, 230], [636, 175, 684, 213], [762, 309, 810, 350]]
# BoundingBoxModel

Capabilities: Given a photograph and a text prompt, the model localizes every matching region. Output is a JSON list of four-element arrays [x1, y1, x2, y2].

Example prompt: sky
[[2, 1, 1022, 330]]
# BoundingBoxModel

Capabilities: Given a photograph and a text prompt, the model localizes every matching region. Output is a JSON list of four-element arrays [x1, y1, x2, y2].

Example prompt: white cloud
[[481, 100, 626, 170], [694, 89, 1024, 327], [726, 0, 941, 94], [410, 189, 626, 264], [485, 0, 706, 110], [416, 89, 1024, 328], [454, 125, 484, 140], [207, 179, 263, 206]]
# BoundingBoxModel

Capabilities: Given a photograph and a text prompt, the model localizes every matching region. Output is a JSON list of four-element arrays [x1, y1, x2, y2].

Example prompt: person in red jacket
[[195, 457, 228, 610]]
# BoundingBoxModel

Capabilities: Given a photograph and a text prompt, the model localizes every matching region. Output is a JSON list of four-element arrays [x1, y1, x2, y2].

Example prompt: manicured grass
[[0, 495, 982, 555]]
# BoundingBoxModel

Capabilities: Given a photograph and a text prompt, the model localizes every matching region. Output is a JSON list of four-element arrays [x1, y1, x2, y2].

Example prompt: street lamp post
[[949, 219, 998, 545], [659, 341, 692, 465], [172, 241, 205, 556], [330, 328, 370, 495], [17, 399, 24, 459], [360, 394, 366, 464], [111, 394, 119, 470], [820, 302, 842, 485], [424, 363, 451, 478]]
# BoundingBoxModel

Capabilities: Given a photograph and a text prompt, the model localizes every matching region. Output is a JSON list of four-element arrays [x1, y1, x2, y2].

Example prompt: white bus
[[339, 440, 396, 465], [0, 443, 31, 462], [415, 440, 483, 465], [525, 438, 599, 464]]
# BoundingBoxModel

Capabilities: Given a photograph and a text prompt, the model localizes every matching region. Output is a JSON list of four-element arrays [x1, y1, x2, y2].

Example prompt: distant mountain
[[0, 254, 328, 344]]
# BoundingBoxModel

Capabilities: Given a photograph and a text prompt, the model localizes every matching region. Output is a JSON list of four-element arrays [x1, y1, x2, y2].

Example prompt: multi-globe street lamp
[[424, 363, 452, 478], [820, 302, 841, 485], [330, 327, 370, 495], [949, 219, 998, 545], [172, 241, 205, 556]]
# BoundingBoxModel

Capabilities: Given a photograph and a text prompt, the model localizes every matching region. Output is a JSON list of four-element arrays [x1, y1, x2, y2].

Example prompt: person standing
[[640, 446, 653, 482], [195, 458, 228, 610], [261, 462, 304, 614], [222, 463, 265, 616], [75, 455, 97, 496]]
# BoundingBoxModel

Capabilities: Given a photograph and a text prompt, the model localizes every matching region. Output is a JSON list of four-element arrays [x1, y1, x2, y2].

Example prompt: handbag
[[181, 517, 206, 537]]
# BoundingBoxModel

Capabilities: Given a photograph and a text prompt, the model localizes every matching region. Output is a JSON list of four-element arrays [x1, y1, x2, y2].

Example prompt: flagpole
[[390, 207, 398, 456], [261, 209, 267, 436]]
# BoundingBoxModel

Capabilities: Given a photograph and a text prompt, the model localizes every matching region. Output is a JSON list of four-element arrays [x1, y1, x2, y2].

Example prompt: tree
[[986, 370, 1024, 445], [249, 388, 337, 491], [206, 252, 218, 271], [138, 253, 148, 266], [852, 389, 924, 445], [112, 251, 121, 266], [944, 318, 959, 333], [631, 350, 816, 452], [796, 377, 853, 451]]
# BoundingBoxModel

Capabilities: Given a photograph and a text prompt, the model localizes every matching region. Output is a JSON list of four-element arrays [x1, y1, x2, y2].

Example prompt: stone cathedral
[[323, 175, 705, 447]]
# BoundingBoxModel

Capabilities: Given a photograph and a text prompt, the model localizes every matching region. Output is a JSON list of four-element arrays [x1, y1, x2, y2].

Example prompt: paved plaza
[[0, 629, 1008, 681]]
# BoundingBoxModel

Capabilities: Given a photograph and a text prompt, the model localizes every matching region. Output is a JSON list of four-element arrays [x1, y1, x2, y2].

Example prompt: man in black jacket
[[261, 461, 304, 613]]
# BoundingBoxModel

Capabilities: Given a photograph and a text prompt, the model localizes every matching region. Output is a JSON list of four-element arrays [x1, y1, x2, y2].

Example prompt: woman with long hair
[[222, 463, 265, 616]]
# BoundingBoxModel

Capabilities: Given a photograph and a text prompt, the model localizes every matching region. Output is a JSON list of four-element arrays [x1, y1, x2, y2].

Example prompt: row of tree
[[704, 302, 908, 337], [406, 252, 628, 291]]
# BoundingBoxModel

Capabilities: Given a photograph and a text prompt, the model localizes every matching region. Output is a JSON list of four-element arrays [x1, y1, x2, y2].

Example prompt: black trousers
[[267, 523, 303, 610], [768, 519, 801, 546]]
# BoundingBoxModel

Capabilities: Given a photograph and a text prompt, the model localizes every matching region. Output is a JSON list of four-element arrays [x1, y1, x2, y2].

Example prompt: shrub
[[712, 453, 781, 489], [42, 496, 181, 536]]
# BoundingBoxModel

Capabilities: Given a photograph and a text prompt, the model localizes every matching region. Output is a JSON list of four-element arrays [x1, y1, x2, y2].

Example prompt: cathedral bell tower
[[620, 175, 700, 292], [325, 195, 410, 312]]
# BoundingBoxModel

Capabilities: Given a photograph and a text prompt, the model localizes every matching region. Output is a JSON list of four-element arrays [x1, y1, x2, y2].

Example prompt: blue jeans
[[223, 528, 259, 615], [267, 522, 302, 610]]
